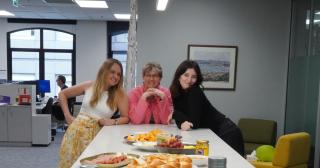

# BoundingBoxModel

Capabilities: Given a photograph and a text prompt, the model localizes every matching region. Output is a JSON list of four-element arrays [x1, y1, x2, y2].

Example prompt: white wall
[[75, 21, 107, 84], [137, 0, 291, 136]]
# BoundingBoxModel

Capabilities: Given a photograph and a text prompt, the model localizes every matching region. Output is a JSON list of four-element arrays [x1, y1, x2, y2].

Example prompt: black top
[[57, 85, 75, 109], [61, 84, 68, 90], [172, 86, 226, 133]]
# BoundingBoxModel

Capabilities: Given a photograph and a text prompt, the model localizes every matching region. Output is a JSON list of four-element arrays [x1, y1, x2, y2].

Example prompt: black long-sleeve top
[[172, 86, 226, 133]]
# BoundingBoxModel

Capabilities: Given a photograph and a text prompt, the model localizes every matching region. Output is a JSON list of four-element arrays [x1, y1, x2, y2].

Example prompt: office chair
[[41, 97, 53, 114], [251, 132, 310, 168], [238, 118, 277, 154], [52, 98, 75, 131]]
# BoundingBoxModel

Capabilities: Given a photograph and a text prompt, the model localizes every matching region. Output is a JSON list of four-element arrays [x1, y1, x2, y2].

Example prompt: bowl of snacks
[[124, 129, 163, 144]]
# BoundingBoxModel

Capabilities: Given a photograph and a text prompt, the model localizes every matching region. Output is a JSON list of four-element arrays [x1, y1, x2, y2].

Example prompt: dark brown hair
[[170, 60, 203, 98]]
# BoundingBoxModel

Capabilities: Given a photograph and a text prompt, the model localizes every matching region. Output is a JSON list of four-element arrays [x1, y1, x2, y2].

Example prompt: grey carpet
[[0, 131, 64, 168]]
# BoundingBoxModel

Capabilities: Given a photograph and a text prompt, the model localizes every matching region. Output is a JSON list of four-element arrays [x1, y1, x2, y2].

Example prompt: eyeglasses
[[144, 74, 160, 78]]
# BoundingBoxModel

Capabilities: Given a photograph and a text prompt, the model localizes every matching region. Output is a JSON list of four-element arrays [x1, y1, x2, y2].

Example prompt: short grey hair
[[142, 62, 163, 78]]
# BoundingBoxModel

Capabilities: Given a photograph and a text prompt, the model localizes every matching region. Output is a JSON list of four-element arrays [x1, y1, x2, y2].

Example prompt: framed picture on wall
[[188, 44, 238, 90]]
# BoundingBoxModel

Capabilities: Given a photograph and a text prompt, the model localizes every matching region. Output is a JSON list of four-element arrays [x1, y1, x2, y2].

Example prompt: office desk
[[71, 124, 254, 168]]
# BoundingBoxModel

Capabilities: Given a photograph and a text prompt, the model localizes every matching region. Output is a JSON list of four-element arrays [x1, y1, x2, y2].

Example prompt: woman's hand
[[181, 121, 193, 131], [150, 88, 165, 100], [66, 115, 75, 125], [142, 89, 155, 101], [167, 112, 173, 124], [142, 88, 165, 101], [99, 118, 115, 126]]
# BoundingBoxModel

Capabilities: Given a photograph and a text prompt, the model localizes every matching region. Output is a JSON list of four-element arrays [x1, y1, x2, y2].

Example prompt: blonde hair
[[89, 59, 124, 111], [142, 62, 163, 78]]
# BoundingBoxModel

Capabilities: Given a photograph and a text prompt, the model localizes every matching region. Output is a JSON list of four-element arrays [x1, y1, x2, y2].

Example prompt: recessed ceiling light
[[114, 14, 131, 20], [0, 10, 14, 16], [156, 0, 169, 11], [74, 0, 108, 8]]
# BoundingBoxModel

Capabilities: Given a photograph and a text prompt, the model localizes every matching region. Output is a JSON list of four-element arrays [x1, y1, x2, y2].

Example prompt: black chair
[[41, 97, 53, 114]]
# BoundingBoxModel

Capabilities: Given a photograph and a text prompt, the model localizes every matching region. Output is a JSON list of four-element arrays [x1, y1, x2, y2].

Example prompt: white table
[[71, 124, 254, 168]]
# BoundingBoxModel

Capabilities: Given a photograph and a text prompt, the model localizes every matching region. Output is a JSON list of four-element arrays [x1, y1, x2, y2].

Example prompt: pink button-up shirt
[[128, 85, 173, 124]]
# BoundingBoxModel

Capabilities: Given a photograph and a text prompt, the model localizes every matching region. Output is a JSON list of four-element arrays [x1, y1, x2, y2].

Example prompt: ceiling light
[[316, 12, 320, 15], [0, 10, 14, 16], [306, 19, 320, 24], [74, 0, 108, 8], [114, 14, 131, 20], [156, 0, 169, 11]]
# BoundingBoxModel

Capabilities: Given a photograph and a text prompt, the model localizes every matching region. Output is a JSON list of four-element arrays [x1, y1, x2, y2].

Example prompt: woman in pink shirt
[[128, 62, 173, 124]]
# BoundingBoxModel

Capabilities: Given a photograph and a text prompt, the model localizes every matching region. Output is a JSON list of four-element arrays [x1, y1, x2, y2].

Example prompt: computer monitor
[[37, 80, 51, 94]]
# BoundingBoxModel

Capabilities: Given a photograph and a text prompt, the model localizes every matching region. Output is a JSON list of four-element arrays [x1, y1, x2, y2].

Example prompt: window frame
[[107, 21, 129, 59], [7, 27, 76, 85]]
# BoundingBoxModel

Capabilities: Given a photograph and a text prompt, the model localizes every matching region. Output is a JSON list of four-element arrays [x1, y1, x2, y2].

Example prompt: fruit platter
[[156, 134, 196, 155], [80, 152, 139, 168]]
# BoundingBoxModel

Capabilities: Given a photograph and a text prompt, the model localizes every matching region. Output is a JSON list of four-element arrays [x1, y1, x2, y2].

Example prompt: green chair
[[238, 118, 277, 154], [251, 132, 310, 168]]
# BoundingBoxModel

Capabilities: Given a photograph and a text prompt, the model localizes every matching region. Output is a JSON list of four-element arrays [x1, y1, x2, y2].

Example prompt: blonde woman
[[128, 62, 173, 124], [58, 59, 129, 168]]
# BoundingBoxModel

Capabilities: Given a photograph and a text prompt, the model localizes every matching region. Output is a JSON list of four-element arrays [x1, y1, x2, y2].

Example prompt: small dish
[[188, 155, 208, 166], [132, 141, 157, 151], [123, 135, 136, 144], [155, 145, 196, 155]]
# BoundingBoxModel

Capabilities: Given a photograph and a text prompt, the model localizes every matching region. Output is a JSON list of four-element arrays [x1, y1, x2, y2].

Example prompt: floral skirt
[[58, 113, 101, 168]]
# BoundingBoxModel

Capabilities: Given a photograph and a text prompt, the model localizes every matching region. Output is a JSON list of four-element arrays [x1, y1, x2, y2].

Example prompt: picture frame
[[188, 44, 238, 90]]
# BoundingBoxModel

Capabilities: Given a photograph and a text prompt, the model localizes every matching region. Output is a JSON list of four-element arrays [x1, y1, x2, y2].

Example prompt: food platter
[[132, 141, 157, 151], [124, 129, 163, 144], [127, 153, 193, 168], [80, 152, 139, 168]]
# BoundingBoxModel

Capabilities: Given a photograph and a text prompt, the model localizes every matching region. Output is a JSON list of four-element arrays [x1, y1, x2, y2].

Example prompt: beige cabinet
[[7, 106, 32, 142], [0, 106, 8, 142]]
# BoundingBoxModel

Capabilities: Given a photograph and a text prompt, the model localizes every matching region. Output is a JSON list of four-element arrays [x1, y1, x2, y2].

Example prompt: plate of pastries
[[127, 153, 194, 168]]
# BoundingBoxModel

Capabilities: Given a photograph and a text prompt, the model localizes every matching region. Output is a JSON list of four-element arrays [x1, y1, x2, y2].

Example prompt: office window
[[45, 52, 72, 96], [10, 29, 40, 48], [11, 51, 39, 81], [112, 33, 128, 75], [107, 21, 129, 76], [43, 30, 73, 49], [7, 28, 75, 97]]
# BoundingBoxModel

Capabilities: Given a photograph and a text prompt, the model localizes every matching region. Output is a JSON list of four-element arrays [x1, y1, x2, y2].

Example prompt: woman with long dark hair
[[170, 60, 244, 156]]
